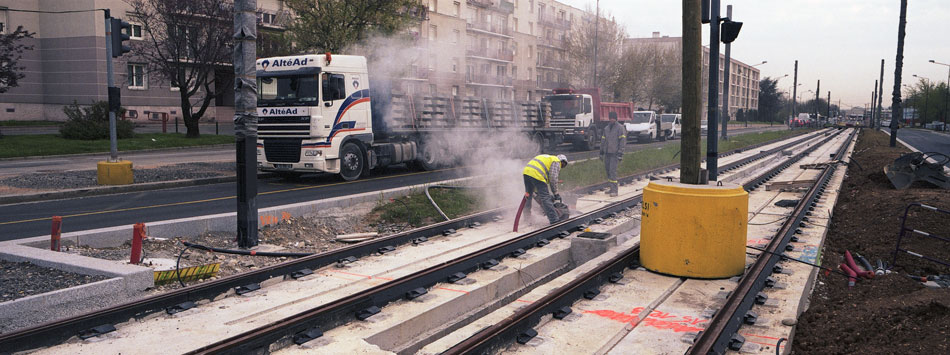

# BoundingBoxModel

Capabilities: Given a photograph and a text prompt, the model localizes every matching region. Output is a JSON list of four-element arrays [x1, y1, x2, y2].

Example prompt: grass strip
[[371, 187, 480, 228], [560, 129, 813, 189], [0, 133, 233, 159]]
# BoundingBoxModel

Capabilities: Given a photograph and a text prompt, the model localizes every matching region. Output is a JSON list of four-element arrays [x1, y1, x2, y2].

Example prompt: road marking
[[0, 168, 459, 226]]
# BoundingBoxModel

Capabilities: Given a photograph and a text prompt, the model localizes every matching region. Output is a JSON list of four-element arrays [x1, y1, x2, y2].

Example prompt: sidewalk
[[0, 145, 234, 178]]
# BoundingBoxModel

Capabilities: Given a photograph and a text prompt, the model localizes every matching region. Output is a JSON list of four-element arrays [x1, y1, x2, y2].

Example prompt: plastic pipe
[[50, 216, 62, 252], [513, 193, 529, 232], [130, 223, 145, 264], [845, 250, 873, 279], [840, 263, 857, 286]]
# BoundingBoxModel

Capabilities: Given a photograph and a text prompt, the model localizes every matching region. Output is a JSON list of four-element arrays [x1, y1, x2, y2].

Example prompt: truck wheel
[[339, 143, 364, 181], [573, 130, 597, 151], [413, 143, 442, 171], [530, 133, 545, 156]]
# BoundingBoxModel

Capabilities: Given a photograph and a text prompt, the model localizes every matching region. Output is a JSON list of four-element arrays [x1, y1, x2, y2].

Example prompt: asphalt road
[[896, 129, 950, 157], [0, 125, 783, 241]]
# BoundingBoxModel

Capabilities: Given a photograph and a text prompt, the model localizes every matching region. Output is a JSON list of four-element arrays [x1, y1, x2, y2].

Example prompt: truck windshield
[[661, 114, 676, 123], [258, 75, 319, 106], [546, 96, 582, 117], [633, 112, 652, 123]]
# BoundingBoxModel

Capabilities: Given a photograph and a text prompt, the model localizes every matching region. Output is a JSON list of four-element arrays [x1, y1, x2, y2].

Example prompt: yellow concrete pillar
[[640, 180, 748, 279], [97, 160, 134, 185]]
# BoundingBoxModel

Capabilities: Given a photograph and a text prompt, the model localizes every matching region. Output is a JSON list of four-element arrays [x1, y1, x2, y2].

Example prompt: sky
[[558, 0, 950, 109]]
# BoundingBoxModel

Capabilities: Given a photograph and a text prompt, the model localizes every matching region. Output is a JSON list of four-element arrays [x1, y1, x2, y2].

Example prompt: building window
[[512, 66, 518, 79], [428, 0, 437, 12], [127, 22, 143, 40], [452, 29, 460, 44], [429, 25, 437, 41], [513, 18, 518, 32], [128, 63, 146, 89], [452, 58, 459, 73], [453, 1, 460, 17], [452, 85, 459, 96], [0, 8, 8, 34]]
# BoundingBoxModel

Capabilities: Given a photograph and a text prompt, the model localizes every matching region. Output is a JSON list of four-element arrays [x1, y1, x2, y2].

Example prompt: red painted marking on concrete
[[584, 308, 706, 333], [514, 299, 533, 303], [328, 270, 373, 279], [435, 287, 470, 294]]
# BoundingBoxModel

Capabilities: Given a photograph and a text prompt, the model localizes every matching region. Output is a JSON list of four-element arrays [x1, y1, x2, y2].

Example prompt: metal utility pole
[[930, 60, 950, 131], [705, 0, 721, 181], [890, 0, 907, 147], [680, 0, 703, 185], [720, 5, 733, 141], [103, 10, 118, 162], [592, 0, 599, 88], [234, 0, 259, 248], [792, 60, 798, 122], [827, 91, 831, 119], [877, 59, 885, 129], [872, 81, 878, 127], [814, 80, 820, 122]]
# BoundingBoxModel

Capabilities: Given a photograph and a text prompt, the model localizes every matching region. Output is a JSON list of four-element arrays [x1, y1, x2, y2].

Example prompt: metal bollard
[[50, 216, 62, 251], [162, 115, 167, 133], [130, 223, 145, 264], [175, 117, 179, 133], [216, 121, 219, 135]]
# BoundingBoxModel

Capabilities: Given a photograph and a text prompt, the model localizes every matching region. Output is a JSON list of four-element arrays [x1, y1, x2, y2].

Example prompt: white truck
[[255, 54, 563, 180], [659, 113, 680, 140]]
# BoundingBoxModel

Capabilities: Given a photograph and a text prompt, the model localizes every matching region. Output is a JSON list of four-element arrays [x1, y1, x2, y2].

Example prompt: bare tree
[[127, 0, 234, 138], [565, 10, 626, 99], [613, 43, 681, 111], [0, 26, 35, 93], [284, 0, 427, 53]]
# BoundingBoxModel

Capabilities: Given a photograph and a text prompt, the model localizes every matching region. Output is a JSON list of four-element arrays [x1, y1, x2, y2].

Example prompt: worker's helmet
[[557, 154, 569, 166]]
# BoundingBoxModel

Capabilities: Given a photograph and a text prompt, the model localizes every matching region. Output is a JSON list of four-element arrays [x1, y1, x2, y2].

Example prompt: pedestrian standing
[[600, 112, 626, 197]]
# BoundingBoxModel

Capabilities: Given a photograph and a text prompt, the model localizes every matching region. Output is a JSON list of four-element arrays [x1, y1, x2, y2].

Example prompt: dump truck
[[542, 88, 634, 150], [255, 54, 565, 181]]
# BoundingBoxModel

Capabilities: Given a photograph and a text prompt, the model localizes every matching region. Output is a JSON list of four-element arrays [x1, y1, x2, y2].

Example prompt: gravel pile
[[0, 260, 110, 302], [0, 162, 234, 191]]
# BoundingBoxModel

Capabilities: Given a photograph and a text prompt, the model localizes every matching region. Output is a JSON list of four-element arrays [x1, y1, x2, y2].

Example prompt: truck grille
[[549, 118, 575, 128], [263, 139, 302, 163], [259, 116, 310, 138]]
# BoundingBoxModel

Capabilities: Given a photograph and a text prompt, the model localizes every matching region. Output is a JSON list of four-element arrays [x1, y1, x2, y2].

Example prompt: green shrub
[[60, 101, 135, 140]]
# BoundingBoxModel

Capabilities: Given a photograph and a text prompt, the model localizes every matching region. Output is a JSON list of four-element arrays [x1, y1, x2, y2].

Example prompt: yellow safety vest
[[523, 154, 559, 183]]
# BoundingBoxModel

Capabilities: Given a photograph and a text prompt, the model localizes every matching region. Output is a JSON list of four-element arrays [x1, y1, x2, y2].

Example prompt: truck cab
[[543, 91, 595, 150], [256, 54, 373, 180]]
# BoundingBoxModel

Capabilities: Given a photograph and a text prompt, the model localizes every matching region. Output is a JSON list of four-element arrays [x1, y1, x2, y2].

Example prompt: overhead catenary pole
[[814, 80, 820, 122], [827, 91, 831, 119], [889, 0, 907, 147], [234, 0, 259, 248], [792, 60, 798, 123], [720, 5, 733, 141], [705, 0, 721, 181], [680, 0, 703, 184], [872, 81, 878, 126], [876, 59, 885, 128]]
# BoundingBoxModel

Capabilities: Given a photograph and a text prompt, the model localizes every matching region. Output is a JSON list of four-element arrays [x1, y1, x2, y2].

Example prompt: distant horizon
[[558, 0, 950, 107]]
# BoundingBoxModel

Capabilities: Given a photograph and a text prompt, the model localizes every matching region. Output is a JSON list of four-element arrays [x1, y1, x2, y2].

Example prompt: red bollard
[[162, 114, 167, 133], [50, 216, 62, 251], [130, 223, 145, 264]]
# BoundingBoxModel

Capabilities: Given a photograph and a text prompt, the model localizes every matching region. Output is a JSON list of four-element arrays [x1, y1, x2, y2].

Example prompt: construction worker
[[600, 111, 625, 196], [522, 154, 570, 224]]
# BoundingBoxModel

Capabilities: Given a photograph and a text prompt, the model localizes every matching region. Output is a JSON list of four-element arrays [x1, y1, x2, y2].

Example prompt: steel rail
[[439, 129, 847, 354], [188, 130, 835, 354], [0, 129, 822, 353], [688, 129, 856, 354]]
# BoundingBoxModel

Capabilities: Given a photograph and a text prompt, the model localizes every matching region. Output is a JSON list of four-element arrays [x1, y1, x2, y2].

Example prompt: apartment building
[[624, 31, 760, 120], [0, 0, 599, 121]]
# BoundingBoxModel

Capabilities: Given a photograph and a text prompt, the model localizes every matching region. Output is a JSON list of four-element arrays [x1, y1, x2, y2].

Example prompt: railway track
[[438, 129, 853, 355], [0, 129, 827, 354]]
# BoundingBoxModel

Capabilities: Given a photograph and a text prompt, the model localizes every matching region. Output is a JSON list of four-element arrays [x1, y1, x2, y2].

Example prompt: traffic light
[[110, 18, 132, 58], [720, 19, 743, 44]]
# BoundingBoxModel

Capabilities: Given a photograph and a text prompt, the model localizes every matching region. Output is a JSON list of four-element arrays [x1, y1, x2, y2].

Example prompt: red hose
[[845, 250, 873, 279], [513, 193, 529, 232], [839, 263, 857, 287]]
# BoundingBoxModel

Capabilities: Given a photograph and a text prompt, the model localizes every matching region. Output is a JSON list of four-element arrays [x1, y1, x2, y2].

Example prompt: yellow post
[[97, 160, 133, 185], [640, 180, 748, 278]]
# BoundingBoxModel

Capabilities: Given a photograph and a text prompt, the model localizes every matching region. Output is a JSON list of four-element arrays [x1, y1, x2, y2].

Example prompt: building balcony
[[536, 57, 565, 70], [466, 0, 513, 13], [537, 36, 567, 49], [466, 73, 513, 87], [466, 47, 514, 62], [537, 80, 570, 90], [401, 66, 432, 81], [466, 21, 512, 37], [538, 14, 571, 29]]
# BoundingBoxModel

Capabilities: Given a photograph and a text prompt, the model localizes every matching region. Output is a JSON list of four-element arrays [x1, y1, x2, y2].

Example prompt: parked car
[[660, 114, 681, 139]]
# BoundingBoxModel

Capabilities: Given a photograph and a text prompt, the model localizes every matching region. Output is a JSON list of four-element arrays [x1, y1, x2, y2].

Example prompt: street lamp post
[[914, 74, 930, 128], [929, 59, 950, 131]]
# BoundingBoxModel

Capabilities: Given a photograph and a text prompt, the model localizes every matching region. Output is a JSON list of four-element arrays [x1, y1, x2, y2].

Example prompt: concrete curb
[[0, 143, 234, 162]]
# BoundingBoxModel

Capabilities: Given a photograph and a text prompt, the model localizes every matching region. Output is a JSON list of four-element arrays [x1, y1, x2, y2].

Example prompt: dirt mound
[[793, 130, 950, 354]]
